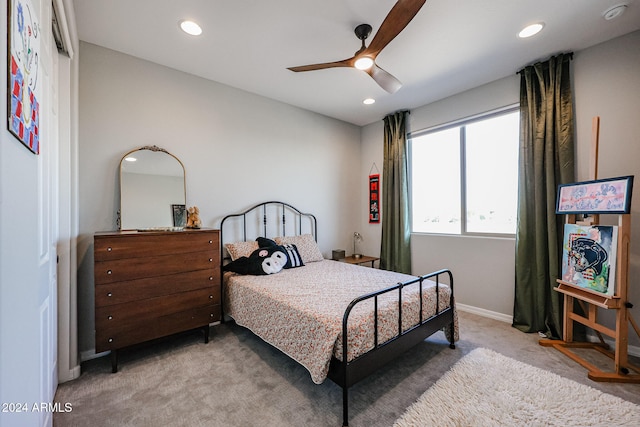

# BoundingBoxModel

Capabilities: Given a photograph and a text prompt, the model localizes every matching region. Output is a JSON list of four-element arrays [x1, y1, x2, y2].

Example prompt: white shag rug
[[394, 348, 640, 427]]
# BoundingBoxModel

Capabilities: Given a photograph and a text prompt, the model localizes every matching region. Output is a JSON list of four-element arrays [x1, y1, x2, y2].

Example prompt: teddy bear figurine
[[186, 206, 202, 229]]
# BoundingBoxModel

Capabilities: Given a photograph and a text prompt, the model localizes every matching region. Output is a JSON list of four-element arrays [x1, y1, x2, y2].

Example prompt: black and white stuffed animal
[[224, 237, 305, 275], [256, 237, 304, 268], [224, 245, 288, 276]]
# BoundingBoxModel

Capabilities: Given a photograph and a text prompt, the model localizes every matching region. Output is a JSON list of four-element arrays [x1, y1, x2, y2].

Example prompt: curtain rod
[[516, 52, 573, 75]]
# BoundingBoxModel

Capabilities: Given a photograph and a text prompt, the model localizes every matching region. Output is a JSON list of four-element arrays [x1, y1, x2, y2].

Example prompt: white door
[[37, 1, 60, 425], [1, 0, 58, 426]]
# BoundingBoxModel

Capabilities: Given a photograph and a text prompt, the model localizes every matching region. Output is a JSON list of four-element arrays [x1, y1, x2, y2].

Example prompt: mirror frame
[[117, 145, 186, 230]]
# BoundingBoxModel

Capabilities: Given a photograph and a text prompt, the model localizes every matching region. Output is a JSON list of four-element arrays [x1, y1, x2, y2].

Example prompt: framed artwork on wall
[[369, 174, 380, 223], [561, 223, 618, 296], [7, 0, 41, 154], [556, 176, 634, 214]]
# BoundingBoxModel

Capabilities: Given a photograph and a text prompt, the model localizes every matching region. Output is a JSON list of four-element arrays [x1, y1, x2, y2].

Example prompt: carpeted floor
[[393, 348, 640, 426], [53, 311, 640, 427]]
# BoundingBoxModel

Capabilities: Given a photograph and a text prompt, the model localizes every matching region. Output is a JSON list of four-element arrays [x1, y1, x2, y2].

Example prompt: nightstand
[[341, 255, 379, 268]]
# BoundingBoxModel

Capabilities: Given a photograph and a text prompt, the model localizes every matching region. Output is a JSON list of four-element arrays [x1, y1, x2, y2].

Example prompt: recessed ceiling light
[[124, 156, 137, 162], [518, 23, 544, 38], [363, 98, 375, 105], [180, 20, 202, 36], [354, 57, 374, 70], [603, 4, 627, 20]]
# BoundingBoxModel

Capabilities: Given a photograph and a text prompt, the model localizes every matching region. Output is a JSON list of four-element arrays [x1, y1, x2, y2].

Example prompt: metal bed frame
[[220, 201, 456, 427]]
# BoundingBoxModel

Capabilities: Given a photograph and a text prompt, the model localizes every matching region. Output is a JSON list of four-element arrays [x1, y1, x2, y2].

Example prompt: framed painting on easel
[[561, 223, 618, 296], [556, 175, 634, 215]]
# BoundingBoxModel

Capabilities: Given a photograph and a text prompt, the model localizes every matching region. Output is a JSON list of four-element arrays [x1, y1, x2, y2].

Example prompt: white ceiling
[[72, 0, 640, 127]]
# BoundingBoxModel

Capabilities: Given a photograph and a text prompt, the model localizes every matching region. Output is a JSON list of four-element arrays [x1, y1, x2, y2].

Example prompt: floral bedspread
[[223, 259, 458, 384]]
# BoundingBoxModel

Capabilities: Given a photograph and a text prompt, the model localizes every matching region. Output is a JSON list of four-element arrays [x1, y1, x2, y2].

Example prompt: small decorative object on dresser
[[186, 205, 202, 229], [94, 228, 220, 372]]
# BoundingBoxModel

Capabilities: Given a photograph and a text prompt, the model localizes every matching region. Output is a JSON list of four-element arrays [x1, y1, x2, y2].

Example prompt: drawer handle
[[209, 258, 213, 262], [209, 295, 213, 299], [107, 293, 112, 297], [107, 270, 112, 275], [108, 338, 113, 343], [209, 240, 213, 244], [108, 315, 113, 320], [209, 276, 213, 281], [107, 247, 112, 252], [210, 314, 214, 318]]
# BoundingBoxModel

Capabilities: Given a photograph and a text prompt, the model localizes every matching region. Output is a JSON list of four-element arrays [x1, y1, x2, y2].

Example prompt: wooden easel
[[540, 117, 640, 383]]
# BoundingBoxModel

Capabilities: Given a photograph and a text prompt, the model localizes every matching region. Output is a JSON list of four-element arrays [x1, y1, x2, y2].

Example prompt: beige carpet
[[54, 312, 640, 427], [394, 347, 640, 427]]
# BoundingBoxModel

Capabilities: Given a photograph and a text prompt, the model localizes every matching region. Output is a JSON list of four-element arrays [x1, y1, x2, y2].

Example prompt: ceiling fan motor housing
[[355, 24, 373, 40]]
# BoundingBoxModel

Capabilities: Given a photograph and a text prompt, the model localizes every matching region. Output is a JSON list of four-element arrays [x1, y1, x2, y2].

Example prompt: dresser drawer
[[96, 287, 219, 328], [96, 305, 220, 352], [95, 268, 220, 307], [95, 231, 219, 261], [95, 250, 217, 284]]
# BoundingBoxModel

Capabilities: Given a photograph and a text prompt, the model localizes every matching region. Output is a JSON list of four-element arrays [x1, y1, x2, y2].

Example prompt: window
[[410, 108, 519, 235]]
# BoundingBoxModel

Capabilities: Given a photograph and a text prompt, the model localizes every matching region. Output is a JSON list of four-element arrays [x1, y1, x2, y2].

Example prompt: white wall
[[76, 42, 362, 357], [360, 30, 640, 347], [572, 30, 640, 348], [0, 0, 43, 420]]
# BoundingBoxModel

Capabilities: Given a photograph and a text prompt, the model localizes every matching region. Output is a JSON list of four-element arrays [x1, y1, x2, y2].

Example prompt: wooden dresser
[[94, 228, 220, 372]]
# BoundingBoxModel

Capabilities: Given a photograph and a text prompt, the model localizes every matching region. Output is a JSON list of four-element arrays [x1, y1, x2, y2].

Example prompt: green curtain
[[513, 53, 575, 338], [380, 111, 412, 274]]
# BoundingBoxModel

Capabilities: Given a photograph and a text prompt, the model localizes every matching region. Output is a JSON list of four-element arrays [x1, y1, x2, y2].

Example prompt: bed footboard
[[328, 268, 456, 427]]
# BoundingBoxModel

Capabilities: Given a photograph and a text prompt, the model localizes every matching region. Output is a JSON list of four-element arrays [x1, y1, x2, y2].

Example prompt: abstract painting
[[8, 0, 41, 154], [561, 224, 618, 296]]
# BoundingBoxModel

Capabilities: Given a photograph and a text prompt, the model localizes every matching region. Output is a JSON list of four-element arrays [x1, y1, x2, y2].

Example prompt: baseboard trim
[[456, 303, 513, 324], [58, 365, 81, 383], [456, 304, 640, 359], [80, 349, 109, 363]]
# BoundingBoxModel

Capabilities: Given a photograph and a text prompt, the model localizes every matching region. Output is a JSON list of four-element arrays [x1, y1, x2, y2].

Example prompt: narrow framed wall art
[[7, 0, 41, 154], [369, 174, 380, 223]]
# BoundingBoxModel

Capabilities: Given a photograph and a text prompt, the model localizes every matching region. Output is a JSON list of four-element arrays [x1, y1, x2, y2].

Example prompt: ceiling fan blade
[[365, 0, 426, 57], [366, 64, 402, 93], [287, 58, 353, 72]]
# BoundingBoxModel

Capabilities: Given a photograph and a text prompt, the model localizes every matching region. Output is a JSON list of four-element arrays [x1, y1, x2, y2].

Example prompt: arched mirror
[[119, 145, 186, 230]]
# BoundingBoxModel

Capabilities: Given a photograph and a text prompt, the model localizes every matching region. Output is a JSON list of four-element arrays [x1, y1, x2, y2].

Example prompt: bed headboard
[[220, 201, 317, 259]]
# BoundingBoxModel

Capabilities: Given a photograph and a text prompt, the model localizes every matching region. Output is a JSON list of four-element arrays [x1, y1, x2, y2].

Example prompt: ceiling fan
[[287, 0, 426, 94]]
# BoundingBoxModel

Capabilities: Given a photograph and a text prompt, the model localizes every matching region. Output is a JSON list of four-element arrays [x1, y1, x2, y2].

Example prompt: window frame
[[408, 104, 519, 238]]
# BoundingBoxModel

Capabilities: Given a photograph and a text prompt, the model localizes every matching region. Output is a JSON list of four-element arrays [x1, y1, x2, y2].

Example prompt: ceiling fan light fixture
[[363, 98, 375, 105], [180, 20, 202, 36], [518, 22, 544, 38], [354, 56, 374, 70]]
